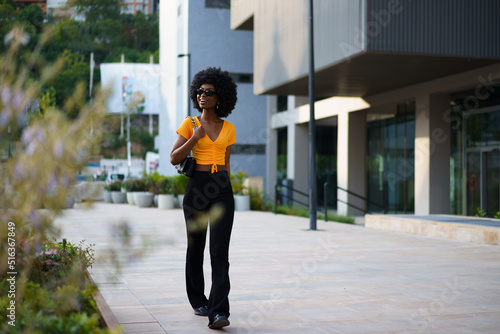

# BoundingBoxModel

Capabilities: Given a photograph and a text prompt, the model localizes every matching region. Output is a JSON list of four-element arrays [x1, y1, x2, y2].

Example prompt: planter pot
[[111, 191, 126, 204], [175, 194, 185, 208], [65, 196, 75, 209], [158, 194, 174, 209], [126, 192, 136, 205], [234, 194, 250, 211], [134, 192, 154, 208], [103, 191, 112, 203]]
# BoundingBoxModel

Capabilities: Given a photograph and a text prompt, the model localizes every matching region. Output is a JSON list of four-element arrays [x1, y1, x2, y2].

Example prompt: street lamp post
[[308, 0, 317, 230], [177, 53, 191, 116]]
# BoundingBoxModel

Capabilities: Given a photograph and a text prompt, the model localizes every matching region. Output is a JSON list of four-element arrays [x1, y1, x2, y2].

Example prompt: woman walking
[[170, 67, 237, 330]]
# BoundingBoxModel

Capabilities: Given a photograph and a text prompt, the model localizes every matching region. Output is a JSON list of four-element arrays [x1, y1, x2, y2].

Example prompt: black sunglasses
[[196, 89, 217, 97]]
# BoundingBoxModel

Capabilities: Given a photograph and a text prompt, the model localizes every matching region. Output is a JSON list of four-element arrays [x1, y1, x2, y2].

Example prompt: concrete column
[[415, 93, 451, 215], [337, 111, 349, 215], [287, 123, 296, 180], [266, 97, 278, 200], [293, 124, 309, 195], [337, 110, 367, 216], [348, 111, 367, 216]]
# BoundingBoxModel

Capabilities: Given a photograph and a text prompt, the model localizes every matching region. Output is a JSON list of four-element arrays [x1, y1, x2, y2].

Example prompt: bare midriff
[[195, 164, 227, 172]]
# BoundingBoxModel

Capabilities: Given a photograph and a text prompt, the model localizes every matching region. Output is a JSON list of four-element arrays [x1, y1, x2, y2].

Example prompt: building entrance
[[466, 148, 500, 217], [462, 107, 500, 216], [481, 149, 499, 217]]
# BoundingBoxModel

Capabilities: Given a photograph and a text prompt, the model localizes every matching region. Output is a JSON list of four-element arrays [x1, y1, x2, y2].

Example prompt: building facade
[[119, 0, 158, 15], [231, 0, 500, 216], [158, 0, 268, 184]]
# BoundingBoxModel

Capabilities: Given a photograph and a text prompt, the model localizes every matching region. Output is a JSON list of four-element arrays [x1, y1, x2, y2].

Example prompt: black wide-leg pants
[[183, 171, 234, 320]]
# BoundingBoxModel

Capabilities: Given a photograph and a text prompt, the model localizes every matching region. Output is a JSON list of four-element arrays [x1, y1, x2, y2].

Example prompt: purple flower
[[47, 173, 58, 194], [1, 86, 11, 104], [0, 111, 10, 126], [12, 92, 23, 108], [14, 162, 24, 180], [53, 140, 64, 158]]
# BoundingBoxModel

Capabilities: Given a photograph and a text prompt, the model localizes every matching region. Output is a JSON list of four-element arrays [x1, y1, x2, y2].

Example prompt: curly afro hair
[[190, 67, 237, 118]]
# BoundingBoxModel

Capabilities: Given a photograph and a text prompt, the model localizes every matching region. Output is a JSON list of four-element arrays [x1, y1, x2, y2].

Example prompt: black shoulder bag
[[174, 117, 197, 177]]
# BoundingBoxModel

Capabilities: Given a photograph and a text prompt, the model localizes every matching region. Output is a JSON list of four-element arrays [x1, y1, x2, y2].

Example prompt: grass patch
[[275, 205, 355, 224]]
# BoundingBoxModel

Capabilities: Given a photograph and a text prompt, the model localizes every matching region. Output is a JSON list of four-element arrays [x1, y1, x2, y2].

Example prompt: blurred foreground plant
[[0, 26, 113, 332]]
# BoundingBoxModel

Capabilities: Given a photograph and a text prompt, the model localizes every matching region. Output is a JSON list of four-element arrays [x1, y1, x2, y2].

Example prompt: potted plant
[[133, 178, 154, 208], [123, 179, 139, 205], [144, 171, 162, 207], [110, 181, 126, 203], [172, 174, 190, 208], [157, 176, 174, 209], [102, 182, 113, 203], [231, 171, 250, 211]]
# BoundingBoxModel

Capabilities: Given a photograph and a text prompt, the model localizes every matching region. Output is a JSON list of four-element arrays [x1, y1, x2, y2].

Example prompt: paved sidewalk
[[54, 203, 500, 334]]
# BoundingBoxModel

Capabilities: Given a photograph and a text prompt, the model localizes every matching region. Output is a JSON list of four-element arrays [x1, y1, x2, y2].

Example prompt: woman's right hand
[[193, 126, 205, 141]]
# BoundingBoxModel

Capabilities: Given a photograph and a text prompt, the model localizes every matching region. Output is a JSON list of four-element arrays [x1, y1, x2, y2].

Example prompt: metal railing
[[275, 182, 386, 221], [274, 183, 310, 214], [324, 182, 386, 219]]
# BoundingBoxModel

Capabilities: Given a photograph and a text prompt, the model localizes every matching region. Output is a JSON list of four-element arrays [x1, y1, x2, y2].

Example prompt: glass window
[[316, 126, 337, 210], [229, 73, 253, 83], [205, 0, 230, 9], [366, 102, 415, 213], [466, 112, 500, 148], [277, 127, 287, 183], [277, 96, 288, 112]]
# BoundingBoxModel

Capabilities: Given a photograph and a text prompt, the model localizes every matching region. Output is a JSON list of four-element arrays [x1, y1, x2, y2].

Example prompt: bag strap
[[187, 116, 198, 157]]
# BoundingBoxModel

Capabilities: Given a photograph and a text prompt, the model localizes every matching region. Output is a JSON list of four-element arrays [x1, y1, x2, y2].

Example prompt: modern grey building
[[231, 0, 500, 217], [158, 0, 268, 186]]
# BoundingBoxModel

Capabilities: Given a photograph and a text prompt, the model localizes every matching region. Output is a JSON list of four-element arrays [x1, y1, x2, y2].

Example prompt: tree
[[70, 0, 120, 21], [47, 49, 90, 118], [18, 4, 45, 34]]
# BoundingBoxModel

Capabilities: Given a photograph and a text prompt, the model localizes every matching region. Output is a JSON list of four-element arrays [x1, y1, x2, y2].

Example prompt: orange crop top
[[176, 117, 236, 173]]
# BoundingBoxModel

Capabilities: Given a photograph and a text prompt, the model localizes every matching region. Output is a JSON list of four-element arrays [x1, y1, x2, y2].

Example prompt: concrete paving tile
[[121, 322, 166, 333], [111, 306, 156, 323], [97, 289, 143, 307]]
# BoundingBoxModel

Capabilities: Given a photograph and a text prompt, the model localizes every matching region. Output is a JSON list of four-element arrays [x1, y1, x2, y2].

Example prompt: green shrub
[[319, 211, 355, 224], [248, 187, 272, 211], [123, 179, 138, 192], [131, 178, 148, 192], [143, 171, 162, 194], [475, 207, 487, 217], [0, 27, 116, 333], [275, 206, 355, 224], [27, 238, 95, 289], [172, 174, 189, 195], [157, 176, 173, 195], [108, 181, 122, 192], [231, 171, 248, 195]]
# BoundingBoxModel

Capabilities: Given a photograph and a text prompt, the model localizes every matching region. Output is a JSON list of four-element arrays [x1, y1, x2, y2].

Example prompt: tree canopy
[[0, 1, 159, 116]]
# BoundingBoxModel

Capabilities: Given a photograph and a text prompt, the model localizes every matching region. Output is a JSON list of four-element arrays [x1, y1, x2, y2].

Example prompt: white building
[[158, 0, 268, 185]]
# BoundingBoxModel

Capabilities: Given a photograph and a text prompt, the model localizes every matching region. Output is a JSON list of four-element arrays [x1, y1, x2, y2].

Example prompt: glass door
[[482, 149, 500, 217]]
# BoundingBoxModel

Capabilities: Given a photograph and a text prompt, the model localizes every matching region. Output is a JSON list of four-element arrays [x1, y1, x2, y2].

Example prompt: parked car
[[105, 173, 126, 184]]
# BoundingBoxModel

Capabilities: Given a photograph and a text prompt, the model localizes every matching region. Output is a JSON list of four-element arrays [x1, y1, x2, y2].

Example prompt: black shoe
[[208, 314, 230, 329], [193, 306, 209, 316]]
